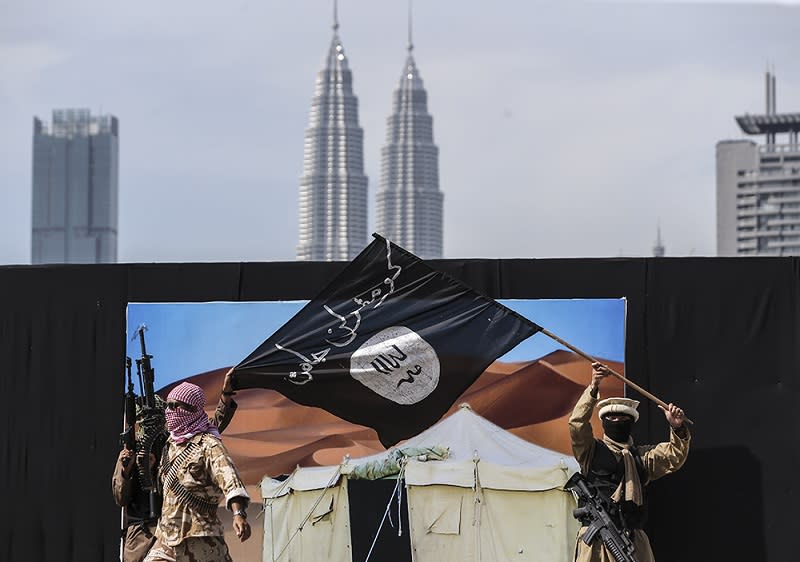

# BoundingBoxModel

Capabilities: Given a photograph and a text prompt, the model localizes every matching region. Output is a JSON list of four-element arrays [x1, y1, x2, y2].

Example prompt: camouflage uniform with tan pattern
[[143, 536, 232, 562], [143, 432, 248, 562], [114, 398, 237, 562]]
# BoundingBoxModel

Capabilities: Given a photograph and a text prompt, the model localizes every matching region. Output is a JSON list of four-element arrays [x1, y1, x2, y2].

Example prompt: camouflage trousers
[[143, 536, 232, 562]]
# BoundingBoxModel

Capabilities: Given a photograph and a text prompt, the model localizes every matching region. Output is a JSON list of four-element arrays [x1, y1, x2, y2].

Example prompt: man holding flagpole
[[568, 363, 690, 562]]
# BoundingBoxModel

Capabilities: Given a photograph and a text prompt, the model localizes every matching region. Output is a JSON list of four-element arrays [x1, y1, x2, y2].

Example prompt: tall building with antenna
[[375, 4, 443, 258], [652, 225, 665, 257], [296, 2, 368, 261], [716, 70, 800, 256]]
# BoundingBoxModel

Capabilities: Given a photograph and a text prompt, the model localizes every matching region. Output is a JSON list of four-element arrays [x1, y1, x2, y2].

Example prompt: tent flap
[[477, 462, 573, 491], [407, 484, 580, 562], [419, 488, 462, 535], [405, 459, 574, 491], [261, 466, 342, 496], [262, 480, 352, 562], [405, 460, 475, 489]]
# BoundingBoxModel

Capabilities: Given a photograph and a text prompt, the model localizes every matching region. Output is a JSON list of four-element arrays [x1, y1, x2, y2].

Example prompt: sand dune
[[160, 350, 624, 485]]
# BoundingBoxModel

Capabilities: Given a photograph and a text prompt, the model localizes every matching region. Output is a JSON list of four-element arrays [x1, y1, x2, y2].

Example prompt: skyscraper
[[296, 4, 368, 261], [31, 108, 119, 264], [716, 71, 800, 256], [375, 13, 443, 259]]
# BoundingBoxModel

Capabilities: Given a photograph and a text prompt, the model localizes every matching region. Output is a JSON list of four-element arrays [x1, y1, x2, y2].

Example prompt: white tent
[[260, 404, 581, 562]]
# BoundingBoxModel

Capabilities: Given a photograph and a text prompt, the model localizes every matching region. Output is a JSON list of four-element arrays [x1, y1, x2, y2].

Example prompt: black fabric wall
[[0, 257, 796, 562]]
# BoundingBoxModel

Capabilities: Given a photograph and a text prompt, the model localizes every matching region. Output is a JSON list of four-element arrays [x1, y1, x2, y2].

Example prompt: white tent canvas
[[262, 466, 351, 562], [261, 404, 581, 562]]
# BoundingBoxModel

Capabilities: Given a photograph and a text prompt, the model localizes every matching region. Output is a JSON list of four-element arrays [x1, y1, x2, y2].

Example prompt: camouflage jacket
[[112, 397, 237, 515], [154, 432, 249, 547]]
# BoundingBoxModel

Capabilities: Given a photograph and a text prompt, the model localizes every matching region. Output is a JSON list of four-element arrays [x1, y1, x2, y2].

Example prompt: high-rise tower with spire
[[296, 2, 368, 261], [375, 4, 443, 258], [716, 69, 800, 256], [653, 225, 665, 257]]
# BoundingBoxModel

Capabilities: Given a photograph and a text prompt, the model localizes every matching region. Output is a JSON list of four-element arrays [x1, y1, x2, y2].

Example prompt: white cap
[[597, 397, 640, 422]]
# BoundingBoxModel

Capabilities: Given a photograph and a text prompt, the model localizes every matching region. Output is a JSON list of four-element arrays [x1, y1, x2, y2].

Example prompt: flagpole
[[539, 327, 694, 425]]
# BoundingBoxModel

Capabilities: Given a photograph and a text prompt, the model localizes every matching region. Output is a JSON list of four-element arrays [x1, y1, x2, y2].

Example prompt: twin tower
[[296, 10, 443, 261]]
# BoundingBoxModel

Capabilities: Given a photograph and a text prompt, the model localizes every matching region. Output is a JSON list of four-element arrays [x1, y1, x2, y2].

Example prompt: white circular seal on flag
[[350, 326, 440, 404]]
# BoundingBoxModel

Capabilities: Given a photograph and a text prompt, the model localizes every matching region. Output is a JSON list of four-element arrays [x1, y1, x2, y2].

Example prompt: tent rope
[[364, 460, 407, 562], [396, 464, 403, 538], [271, 465, 343, 561], [472, 450, 483, 562]]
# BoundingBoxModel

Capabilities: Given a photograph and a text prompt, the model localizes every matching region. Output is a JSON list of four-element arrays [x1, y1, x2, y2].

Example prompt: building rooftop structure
[[735, 70, 800, 144], [735, 113, 800, 136]]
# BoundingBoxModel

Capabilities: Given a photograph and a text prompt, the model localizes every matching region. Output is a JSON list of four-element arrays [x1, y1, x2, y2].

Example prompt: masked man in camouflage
[[113, 371, 239, 562], [568, 363, 690, 562], [144, 381, 250, 562]]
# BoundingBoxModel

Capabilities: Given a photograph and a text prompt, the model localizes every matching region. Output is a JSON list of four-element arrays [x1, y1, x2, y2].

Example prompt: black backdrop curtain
[[0, 257, 796, 561]]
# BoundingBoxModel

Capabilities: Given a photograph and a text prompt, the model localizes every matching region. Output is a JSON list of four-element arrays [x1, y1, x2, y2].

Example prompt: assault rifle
[[133, 324, 166, 519], [565, 472, 637, 562], [120, 357, 136, 466], [136, 324, 156, 410]]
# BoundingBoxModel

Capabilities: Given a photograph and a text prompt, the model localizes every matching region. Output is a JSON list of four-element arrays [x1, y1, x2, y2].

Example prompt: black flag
[[232, 234, 541, 447]]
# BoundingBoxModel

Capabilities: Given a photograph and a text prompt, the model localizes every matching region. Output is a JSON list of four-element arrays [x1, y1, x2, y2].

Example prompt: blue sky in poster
[[126, 298, 625, 391]]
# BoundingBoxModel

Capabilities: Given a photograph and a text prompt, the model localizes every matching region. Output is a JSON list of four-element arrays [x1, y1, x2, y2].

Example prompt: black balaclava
[[602, 415, 635, 442]]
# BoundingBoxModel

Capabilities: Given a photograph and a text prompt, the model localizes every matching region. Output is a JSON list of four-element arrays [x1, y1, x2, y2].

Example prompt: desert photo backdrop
[[164, 350, 624, 484], [125, 298, 624, 559], [129, 298, 625, 482]]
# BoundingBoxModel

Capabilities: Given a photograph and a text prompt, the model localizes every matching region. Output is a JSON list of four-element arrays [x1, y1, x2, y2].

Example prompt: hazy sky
[[1, 0, 798, 264]]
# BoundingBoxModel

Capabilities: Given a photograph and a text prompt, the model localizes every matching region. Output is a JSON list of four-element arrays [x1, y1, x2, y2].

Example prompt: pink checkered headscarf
[[165, 382, 220, 444]]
